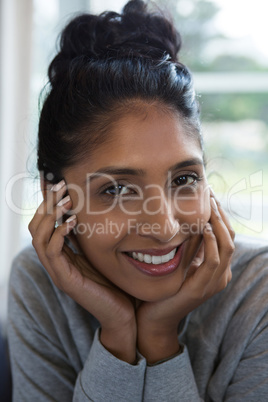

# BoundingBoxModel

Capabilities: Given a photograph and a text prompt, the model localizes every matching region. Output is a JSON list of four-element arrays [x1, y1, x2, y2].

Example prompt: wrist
[[100, 321, 137, 364], [137, 327, 180, 364]]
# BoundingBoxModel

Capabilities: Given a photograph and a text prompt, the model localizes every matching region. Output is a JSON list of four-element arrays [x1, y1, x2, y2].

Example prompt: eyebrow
[[169, 157, 204, 172], [86, 158, 203, 183]]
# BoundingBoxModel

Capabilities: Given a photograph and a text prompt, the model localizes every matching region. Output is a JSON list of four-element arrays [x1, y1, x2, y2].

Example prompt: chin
[[132, 281, 184, 303]]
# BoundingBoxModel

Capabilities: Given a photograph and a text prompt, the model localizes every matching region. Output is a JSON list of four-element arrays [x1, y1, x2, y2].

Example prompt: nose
[[136, 188, 180, 242]]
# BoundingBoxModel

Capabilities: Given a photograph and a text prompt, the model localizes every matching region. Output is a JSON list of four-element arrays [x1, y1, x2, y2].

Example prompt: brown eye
[[104, 184, 134, 196], [172, 175, 196, 187]]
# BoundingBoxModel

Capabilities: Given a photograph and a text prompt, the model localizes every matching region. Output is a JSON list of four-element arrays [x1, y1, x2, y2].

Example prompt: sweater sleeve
[[143, 344, 201, 402], [74, 329, 146, 401], [224, 311, 268, 401], [204, 241, 268, 401]]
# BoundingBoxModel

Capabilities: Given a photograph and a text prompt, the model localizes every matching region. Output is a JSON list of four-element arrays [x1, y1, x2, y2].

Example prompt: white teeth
[[131, 247, 177, 265], [162, 253, 170, 263], [152, 255, 162, 265], [144, 254, 152, 264], [137, 253, 144, 262]]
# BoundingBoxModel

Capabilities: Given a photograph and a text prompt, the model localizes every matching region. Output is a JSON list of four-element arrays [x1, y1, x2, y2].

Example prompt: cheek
[[74, 227, 114, 275], [74, 210, 129, 256]]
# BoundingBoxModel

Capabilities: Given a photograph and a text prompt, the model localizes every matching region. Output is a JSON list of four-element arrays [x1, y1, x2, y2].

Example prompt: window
[[158, 0, 268, 239]]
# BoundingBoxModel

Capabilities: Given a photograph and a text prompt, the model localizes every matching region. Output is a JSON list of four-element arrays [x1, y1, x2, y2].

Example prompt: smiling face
[[64, 102, 211, 302]]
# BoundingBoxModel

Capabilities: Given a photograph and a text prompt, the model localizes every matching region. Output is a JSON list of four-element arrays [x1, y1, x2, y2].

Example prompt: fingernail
[[211, 197, 218, 211], [51, 180, 65, 192], [205, 223, 212, 232], [57, 195, 70, 206], [209, 186, 216, 197], [66, 214, 76, 223]]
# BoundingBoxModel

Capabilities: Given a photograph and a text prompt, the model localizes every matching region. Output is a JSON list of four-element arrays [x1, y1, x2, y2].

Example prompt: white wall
[[90, 0, 126, 13], [0, 0, 33, 290]]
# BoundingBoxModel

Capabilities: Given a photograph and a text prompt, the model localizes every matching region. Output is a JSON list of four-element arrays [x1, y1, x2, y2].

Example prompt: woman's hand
[[136, 194, 235, 364], [28, 180, 137, 363]]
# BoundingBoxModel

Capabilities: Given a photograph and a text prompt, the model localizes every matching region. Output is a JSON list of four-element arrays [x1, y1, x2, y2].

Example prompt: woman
[[8, 1, 268, 400]]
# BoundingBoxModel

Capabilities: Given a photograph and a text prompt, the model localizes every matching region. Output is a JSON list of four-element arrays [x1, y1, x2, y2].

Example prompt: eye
[[103, 183, 136, 197], [172, 174, 199, 187]]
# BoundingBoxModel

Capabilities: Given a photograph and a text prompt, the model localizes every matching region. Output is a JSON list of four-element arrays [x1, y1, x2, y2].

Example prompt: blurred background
[[0, 0, 268, 322]]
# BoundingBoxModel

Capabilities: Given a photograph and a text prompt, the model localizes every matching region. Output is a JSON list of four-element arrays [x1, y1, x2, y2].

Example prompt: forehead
[[66, 104, 203, 178], [117, 105, 192, 142], [92, 105, 201, 163]]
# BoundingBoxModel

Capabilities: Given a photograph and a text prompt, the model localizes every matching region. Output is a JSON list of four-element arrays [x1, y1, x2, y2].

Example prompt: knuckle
[[209, 256, 220, 268], [46, 246, 57, 260], [229, 227, 236, 240], [219, 271, 232, 291], [219, 281, 227, 292], [224, 242, 235, 257], [28, 221, 34, 235], [214, 213, 222, 222], [32, 236, 41, 250], [229, 242, 235, 253]]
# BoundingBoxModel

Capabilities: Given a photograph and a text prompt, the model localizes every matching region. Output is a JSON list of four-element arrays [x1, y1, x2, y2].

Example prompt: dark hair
[[38, 0, 201, 183]]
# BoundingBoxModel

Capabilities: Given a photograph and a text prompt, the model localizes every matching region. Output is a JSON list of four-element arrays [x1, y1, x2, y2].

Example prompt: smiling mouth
[[123, 243, 185, 277], [125, 247, 178, 265]]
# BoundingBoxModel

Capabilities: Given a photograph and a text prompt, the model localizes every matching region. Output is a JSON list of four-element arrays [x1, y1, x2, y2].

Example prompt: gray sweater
[[7, 235, 268, 401]]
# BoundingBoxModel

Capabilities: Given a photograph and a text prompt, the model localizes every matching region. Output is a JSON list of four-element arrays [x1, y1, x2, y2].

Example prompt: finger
[[192, 223, 220, 289], [66, 230, 84, 254], [214, 198, 235, 241], [38, 215, 77, 286], [228, 266, 232, 282], [41, 180, 68, 216], [194, 239, 204, 260], [46, 215, 77, 262], [209, 189, 235, 241], [186, 240, 204, 278], [207, 201, 234, 289], [28, 180, 67, 237], [217, 262, 233, 292], [193, 223, 234, 297], [32, 195, 73, 251], [209, 197, 235, 264]]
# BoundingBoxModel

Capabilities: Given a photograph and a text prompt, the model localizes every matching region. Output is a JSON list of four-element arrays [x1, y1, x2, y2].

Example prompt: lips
[[123, 242, 185, 277]]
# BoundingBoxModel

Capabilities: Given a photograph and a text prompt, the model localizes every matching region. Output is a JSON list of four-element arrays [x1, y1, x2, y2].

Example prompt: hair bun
[[48, 0, 181, 86], [118, 0, 181, 61]]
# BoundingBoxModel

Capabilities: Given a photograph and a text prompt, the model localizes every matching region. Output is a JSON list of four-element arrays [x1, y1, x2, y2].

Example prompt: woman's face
[[64, 104, 211, 302]]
